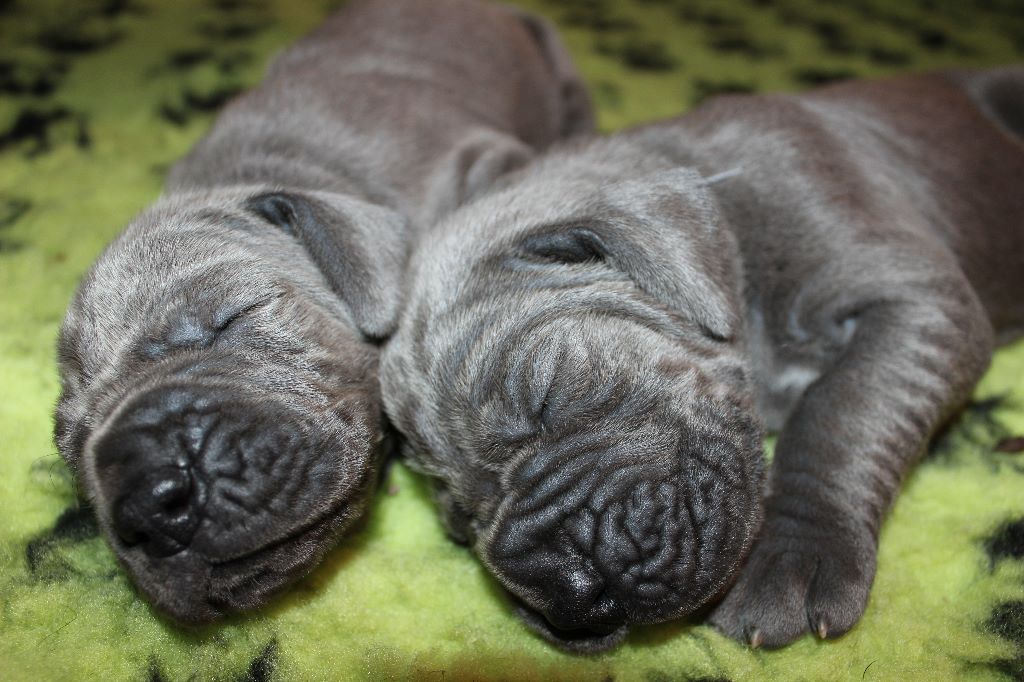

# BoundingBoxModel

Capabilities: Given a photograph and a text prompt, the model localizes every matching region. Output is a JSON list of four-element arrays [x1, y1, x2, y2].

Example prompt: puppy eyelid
[[138, 297, 274, 360], [212, 300, 258, 332], [212, 292, 283, 331], [518, 225, 607, 265]]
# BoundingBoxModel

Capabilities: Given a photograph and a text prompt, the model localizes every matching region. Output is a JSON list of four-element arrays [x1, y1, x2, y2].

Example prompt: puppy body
[[56, 0, 592, 623], [168, 0, 593, 230], [381, 67, 1024, 650]]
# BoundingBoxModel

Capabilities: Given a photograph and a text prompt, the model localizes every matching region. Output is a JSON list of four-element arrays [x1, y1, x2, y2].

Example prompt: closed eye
[[518, 227, 607, 265], [138, 295, 278, 360], [211, 296, 274, 333]]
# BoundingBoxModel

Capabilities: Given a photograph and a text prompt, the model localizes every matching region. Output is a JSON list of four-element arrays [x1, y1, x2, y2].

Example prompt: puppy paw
[[708, 528, 875, 648]]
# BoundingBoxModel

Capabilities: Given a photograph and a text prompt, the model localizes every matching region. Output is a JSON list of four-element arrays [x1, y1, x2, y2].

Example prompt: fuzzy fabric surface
[[1, 0, 1023, 679]]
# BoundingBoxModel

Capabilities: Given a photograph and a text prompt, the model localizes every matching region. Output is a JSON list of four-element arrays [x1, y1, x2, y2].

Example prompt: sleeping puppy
[[54, 0, 592, 624], [381, 66, 1024, 651]]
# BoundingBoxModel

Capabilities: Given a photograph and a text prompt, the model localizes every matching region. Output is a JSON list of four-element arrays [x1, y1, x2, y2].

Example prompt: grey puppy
[[54, 0, 592, 623], [381, 67, 1024, 651]]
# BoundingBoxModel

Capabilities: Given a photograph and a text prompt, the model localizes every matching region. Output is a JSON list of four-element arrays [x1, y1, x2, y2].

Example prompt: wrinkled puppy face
[[382, 160, 765, 651], [55, 188, 407, 622]]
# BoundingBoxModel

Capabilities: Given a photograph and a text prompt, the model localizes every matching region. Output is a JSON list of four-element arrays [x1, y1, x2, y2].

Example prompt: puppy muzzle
[[481, 423, 762, 649], [85, 382, 372, 622]]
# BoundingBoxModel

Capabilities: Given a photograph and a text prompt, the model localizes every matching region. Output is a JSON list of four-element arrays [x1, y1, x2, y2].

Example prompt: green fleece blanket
[[1, 0, 1023, 679]]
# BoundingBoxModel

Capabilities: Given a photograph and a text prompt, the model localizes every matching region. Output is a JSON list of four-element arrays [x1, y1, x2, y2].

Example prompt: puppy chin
[[115, 504, 357, 624], [117, 546, 222, 623], [512, 597, 630, 654]]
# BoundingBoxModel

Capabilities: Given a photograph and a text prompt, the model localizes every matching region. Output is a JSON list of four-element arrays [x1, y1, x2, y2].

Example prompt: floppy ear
[[509, 7, 595, 137], [601, 168, 744, 340], [959, 66, 1024, 141], [422, 129, 534, 222], [246, 190, 409, 339], [520, 168, 743, 341]]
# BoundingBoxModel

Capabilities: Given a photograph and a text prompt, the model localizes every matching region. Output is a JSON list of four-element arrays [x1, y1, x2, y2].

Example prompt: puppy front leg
[[711, 268, 994, 647]]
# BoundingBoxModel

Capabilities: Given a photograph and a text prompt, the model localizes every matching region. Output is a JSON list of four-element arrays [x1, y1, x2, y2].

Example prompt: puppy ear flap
[[422, 130, 534, 222], [594, 168, 743, 341], [509, 7, 595, 137], [246, 190, 409, 339], [958, 66, 1024, 141]]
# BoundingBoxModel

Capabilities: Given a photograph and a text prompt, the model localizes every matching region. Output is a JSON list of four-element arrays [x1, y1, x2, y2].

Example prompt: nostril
[[540, 562, 624, 631], [114, 466, 200, 558], [152, 474, 192, 517]]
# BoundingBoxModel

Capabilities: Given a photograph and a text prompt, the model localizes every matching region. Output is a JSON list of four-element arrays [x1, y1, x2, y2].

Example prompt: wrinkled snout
[[94, 389, 224, 558], [482, 420, 764, 651], [92, 386, 279, 558], [487, 477, 699, 640], [85, 383, 375, 622]]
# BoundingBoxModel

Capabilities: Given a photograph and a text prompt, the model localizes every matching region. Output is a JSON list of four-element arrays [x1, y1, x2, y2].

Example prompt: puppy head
[[55, 187, 408, 622], [382, 159, 765, 651]]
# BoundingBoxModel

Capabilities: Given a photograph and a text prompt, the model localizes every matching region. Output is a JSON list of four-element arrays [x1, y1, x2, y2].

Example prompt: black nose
[[499, 551, 625, 632], [505, 561, 629, 652], [541, 563, 614, 629], [92, 388, 216, 558], [113, 464, 201, 557]]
